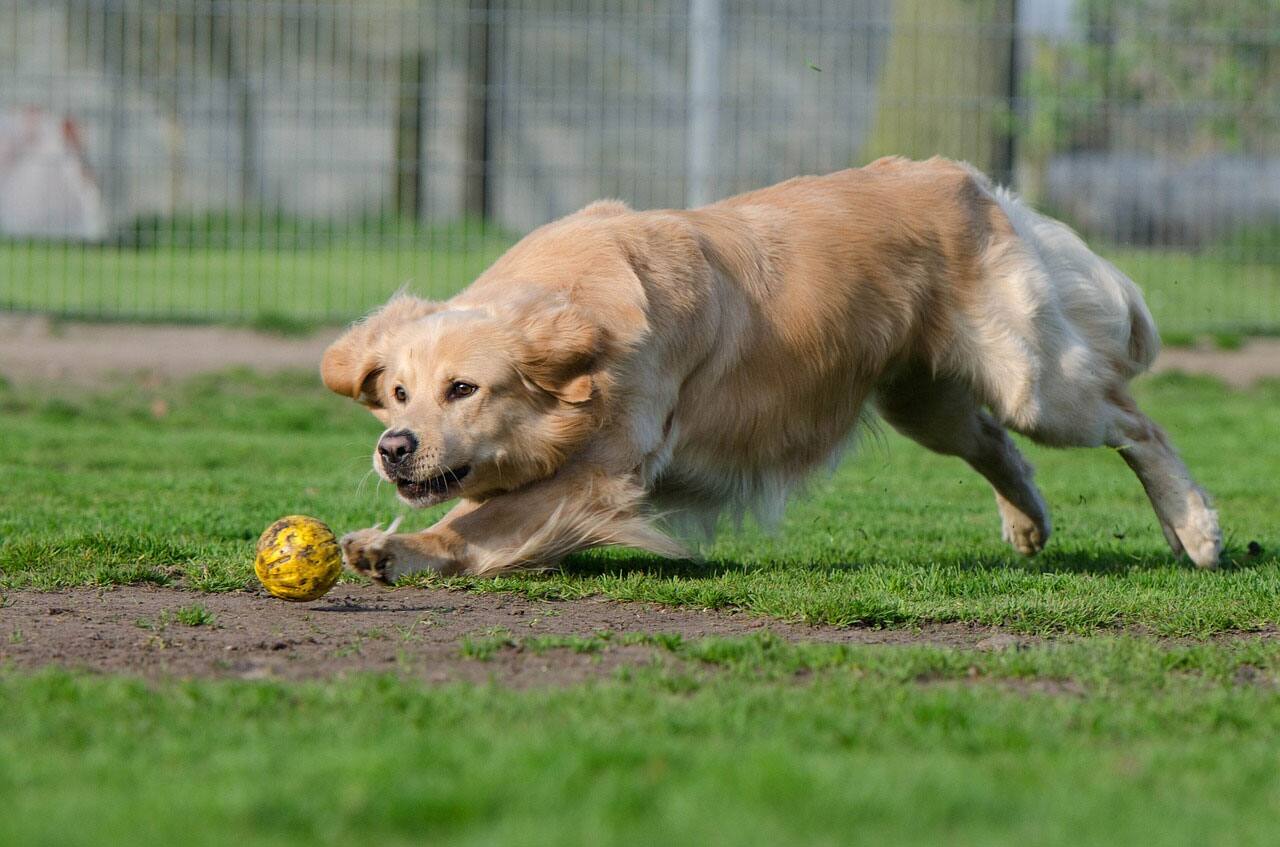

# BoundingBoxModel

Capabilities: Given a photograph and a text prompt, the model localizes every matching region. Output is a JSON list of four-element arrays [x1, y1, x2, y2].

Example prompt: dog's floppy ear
[[507, 295, 607, 405], [321, 294, 441, 408]]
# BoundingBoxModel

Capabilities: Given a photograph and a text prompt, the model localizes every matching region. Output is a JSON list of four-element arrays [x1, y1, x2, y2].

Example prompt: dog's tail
[[977, 172, 1161, 378], [1122, 275, 1161, 374]]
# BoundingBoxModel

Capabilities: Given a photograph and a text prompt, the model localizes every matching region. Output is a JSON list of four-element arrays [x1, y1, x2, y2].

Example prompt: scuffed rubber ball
[[254, 515, 342, 602]]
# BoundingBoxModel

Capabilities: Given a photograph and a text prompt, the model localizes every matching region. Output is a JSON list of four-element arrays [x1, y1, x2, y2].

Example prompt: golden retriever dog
[[322, 156, 1221, 582]]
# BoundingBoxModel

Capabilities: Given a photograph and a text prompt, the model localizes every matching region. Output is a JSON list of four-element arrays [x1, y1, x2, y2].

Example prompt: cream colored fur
[[323, 156, 1222, 580]]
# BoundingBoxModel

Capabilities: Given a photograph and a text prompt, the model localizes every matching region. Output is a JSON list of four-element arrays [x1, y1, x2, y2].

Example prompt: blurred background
[[0, 0, 1276, 336]]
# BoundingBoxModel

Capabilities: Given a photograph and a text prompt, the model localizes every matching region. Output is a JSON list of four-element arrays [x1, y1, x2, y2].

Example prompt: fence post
[[223, 14, 257, 213], [394, 50, 426, 221], [464, 0, 493, 222], [996, 0, 1019, 187], [104, 3, 127, 233], [686, 0, 721, 208]]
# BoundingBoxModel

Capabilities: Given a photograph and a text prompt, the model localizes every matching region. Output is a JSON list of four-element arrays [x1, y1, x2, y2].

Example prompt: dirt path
[[1152, 340, 1280, 388], [1, 314, 1278, 387], [0, 314, 338, 385], [0, 585, 1026, 684]]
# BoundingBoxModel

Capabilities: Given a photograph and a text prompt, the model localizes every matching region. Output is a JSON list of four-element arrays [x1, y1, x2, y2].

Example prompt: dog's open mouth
[[395, 465, 471, 499]]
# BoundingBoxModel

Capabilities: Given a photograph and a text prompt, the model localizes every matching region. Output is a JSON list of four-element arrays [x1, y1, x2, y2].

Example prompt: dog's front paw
[[340, 528, 398, 585]]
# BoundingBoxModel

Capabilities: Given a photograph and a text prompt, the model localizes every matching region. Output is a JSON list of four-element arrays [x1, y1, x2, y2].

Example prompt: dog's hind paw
[[999, 507, 1049, 556], [1174, 495, 1222, 569]]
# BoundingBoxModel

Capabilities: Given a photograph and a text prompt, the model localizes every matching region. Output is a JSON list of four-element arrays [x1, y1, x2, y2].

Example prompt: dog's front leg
[[339, 515, 470, 584], [340, 466, 685, 583]]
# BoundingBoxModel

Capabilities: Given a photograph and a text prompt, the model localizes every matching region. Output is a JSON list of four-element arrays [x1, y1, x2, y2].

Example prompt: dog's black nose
[[377, 430, 417, 467]]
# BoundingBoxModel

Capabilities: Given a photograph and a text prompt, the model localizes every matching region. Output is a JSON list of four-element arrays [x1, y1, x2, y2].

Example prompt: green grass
[[134, 604, 217, 631], [1108, 247, 1280, 335], [4, 637, 1280, 846], [173, 603, 218, 627], [3, 367, 1280, 843], [0, 240, 508, 324], [1, 369, 1278, 635], [1, 240, 1277, 332]]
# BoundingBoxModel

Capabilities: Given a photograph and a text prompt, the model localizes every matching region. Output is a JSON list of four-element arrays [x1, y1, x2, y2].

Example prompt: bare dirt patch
[[1152, 338, 1280, 388], [2, 314, 1278, 388], [0, 314, 338, 385], [0, 585, 1026, 685]]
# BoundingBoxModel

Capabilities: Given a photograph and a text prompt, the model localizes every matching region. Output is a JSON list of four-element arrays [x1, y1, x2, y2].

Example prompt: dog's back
[[630, 156, 1170, 528], [684, 157, 1160, 440]]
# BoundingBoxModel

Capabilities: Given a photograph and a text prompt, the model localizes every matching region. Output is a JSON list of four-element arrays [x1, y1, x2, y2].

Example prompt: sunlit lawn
[[1, 240, 1276, 334]]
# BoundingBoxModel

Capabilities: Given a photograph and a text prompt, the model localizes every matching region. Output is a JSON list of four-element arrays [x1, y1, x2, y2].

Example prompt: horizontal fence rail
[[0, 0, 1277, 335]]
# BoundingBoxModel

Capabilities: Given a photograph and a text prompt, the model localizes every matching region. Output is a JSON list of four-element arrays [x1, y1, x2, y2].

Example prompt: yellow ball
[[254, 515, 342, 602]]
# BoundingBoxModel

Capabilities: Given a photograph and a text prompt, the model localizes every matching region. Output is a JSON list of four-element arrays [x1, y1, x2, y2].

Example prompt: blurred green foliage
[[1021, 0, 1280, 167]]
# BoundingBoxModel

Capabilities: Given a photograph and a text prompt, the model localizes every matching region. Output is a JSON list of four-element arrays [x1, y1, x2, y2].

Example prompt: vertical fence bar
[[686, 0, 720, 208], [394, 48, 425, 223], [464, 0, 492, 223], [997, 0, 1019, 188]]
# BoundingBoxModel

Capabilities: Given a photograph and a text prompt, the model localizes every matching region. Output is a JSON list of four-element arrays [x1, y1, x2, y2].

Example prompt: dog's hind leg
[[1103, 390, 1221, 568], [876, 372, 1051, 556]]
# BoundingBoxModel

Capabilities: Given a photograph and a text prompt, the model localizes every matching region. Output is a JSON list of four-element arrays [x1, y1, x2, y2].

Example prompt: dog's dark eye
[[448, 381, 477, 400], [393, 385, 407, 403]]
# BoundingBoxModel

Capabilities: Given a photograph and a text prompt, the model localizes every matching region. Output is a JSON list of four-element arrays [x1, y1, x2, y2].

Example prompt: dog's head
[[321, 292, 607, 507]]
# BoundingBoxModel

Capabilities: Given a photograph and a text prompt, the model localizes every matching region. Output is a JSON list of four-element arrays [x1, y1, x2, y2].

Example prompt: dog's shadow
[[559, 542, 1270, 580]]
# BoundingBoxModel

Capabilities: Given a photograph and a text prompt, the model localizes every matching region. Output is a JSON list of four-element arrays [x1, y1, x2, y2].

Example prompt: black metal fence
[[1, 0, 1277, 335]]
